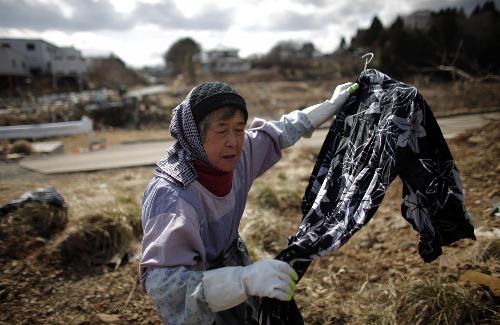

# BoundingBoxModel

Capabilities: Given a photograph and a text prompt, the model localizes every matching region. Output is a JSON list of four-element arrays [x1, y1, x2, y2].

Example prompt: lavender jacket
[[140, 111, 314, 325]]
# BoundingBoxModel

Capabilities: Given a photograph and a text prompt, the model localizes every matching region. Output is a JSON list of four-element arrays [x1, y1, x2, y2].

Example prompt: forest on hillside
[[347, 1, 500, 78]]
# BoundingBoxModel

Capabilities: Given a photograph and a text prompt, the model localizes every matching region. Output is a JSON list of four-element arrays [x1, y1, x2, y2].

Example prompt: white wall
[[214, 58, 251, 73], [0, 48, 30, 76], [51, 47, 87, 76], [0, 39, 55, 74]]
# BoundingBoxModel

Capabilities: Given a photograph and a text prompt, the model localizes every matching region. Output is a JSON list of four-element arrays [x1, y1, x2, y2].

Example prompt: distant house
[[0, 38, 87, 77], [51, 46, 87, 76], [0, 47, 30, 76], [0, 38, 56, 75], [267, 41, 321, 63], [204, 47, 251, 73]]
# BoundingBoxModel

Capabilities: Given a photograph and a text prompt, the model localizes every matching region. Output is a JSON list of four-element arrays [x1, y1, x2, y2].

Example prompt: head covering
[[190, 81, 247, 124], [155, 82, 246, 188]]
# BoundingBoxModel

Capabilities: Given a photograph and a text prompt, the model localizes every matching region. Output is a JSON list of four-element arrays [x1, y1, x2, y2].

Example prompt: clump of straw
[[59, 211, 133, 266], [9, 140, 32, 155], [395, 274, 499, 324]]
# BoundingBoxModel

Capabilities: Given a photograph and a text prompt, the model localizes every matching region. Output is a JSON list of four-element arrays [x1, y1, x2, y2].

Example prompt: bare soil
[[0, 90, 499, 324]]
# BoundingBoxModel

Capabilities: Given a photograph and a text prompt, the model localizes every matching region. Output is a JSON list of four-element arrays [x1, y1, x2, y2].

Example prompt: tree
[[302, 42, 316, 58], [338, 37, 347, 51], [367, 16, 383, 45], [349, 3, 500, 78], [350, 16, 383, 49], [164, 37, 201, 82]]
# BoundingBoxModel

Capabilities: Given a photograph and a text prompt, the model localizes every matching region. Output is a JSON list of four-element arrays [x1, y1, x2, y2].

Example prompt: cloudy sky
[[0, 0, 496, 68]]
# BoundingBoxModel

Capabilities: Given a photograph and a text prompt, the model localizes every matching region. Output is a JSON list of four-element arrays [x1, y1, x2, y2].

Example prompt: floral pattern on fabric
[[259, 69, 476, 325], [146, 266, 215, 325]]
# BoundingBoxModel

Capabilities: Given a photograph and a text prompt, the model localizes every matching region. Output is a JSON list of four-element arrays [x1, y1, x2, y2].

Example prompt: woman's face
[[202, 108, 246, 172]]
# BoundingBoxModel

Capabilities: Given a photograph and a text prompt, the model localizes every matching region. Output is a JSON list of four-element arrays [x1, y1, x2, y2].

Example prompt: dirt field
[[0, 91, 499, 323]]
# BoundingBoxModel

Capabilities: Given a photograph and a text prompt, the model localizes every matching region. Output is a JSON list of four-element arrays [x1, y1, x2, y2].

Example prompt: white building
[[0, 38, 56, 75], [51, 46, 87, 76], [204, 47, 251, 73], [0, 47, 30, 76], [0, 38, 87, 76]]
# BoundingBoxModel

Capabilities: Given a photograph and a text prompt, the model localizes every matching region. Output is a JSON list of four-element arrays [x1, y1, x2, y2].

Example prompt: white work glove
[[202, 259, 298, 312], [303, 82, 359, 128]]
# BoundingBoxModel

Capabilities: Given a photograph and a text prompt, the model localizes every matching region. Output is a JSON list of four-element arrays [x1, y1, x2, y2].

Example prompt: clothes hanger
[[344, 52, 375, 119], [361, 52, 374, 72]]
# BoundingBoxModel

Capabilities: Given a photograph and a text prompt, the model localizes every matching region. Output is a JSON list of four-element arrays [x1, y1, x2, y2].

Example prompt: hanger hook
[[361, 52, 374, 72]]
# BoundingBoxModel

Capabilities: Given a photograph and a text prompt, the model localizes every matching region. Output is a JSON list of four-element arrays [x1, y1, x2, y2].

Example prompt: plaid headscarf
[[155, 82, 247, 188], [155, 89, 214, 188]]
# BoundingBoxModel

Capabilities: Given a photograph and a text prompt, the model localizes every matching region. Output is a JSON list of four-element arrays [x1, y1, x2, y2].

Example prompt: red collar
[[193, 160, 233, 197]]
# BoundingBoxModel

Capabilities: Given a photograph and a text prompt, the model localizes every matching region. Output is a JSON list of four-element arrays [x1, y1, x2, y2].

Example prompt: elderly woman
[[140, 81, 357, 324]]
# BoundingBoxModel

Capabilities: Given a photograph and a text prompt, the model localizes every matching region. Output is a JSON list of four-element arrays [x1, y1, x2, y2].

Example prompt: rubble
[[0, 89, 171, 129]]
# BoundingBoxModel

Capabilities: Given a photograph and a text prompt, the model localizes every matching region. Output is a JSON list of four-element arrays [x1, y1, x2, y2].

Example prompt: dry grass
[[241, 209, 291, 257], [0, 202, 67, 260], [242, 152, 314, 258], [9, 139, 32, 155], [0, 98, 498, 323], [15, 202, 68, 238], [479, 240, 500, 262], [394, 274, 499, 325], [59, 211, 134, 266]]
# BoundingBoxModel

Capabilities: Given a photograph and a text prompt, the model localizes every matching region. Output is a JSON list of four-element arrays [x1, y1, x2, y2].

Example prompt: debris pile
[[0, 89, 172, 129]]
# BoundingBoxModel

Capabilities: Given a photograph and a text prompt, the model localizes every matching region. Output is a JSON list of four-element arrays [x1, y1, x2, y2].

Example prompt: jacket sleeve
[[269, 109, 315, 149], [242, 109, 314, 183], [141, 191, 206, 273], [145, 266, 215, 325]]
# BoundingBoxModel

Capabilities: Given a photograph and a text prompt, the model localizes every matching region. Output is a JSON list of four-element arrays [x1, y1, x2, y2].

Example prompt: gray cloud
[[0, 0, 233, 31], [266, 10, 327, 31], [1, 0, 498, 34], [252, 0, 383, 32], [332, 0, 385, 19], [257, 0, 500, 32], [133, 2, 233, 30], [288, 0, 331, 7], [410, 0, 500, 13], [0, 0, 132, 31]]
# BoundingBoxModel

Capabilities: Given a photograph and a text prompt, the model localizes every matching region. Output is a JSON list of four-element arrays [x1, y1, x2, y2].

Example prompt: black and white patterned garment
[[259, 69, 476, 325]]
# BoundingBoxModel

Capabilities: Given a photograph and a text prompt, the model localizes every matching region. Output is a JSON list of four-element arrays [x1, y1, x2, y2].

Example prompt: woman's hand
[[329, 82, 358, 112], [202, 259, 298, 312], [303, 82, 359, 128], [240, 259, 298, 300]]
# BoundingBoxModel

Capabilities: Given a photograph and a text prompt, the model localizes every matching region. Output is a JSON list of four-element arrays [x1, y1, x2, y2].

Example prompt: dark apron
[[208, 235, 260, 325]]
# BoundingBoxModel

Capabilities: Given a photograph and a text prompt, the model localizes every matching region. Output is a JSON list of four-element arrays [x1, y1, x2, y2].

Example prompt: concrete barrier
[[0, 117, 93, 144]]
